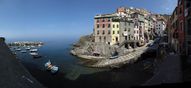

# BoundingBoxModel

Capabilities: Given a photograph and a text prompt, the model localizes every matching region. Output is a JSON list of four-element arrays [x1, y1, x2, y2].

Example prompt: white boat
[[21, 50, 27, 53], [30, 52, 38, 56], [44, 60, 59, 74], [30, 52, 42, 58], [25, 47, 31, 50], [30, 49, 38, 52], [15, 48, 21, 51]]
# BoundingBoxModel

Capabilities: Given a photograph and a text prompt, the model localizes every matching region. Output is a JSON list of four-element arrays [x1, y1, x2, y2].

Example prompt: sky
[[0, 0, 177, 40]]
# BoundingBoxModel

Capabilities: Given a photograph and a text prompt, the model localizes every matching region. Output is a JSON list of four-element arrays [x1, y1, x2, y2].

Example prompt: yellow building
[[111, 22, 120, 45]]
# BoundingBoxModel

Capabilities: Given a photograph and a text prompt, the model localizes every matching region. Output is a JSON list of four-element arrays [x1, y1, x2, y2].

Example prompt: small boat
[[21, 50, 27, 53], [25, 47, 31, 50], [30, 49, 38, 52], [44, 60, 59, 74], [15, 48, 21, 51], [30, 52, 42, 58], [109, 55, 119, 59], [30, 52, 38, 56]]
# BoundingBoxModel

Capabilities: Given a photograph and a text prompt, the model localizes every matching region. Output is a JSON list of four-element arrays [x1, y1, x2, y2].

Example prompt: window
[[104, 37, 106, 42], [97, 19, 99, 23], [99, 36, 101, 41], [116, 37, 119, 42], [113, 31, 115, 34], [117, 24, 119, 28], [97, 30, 99, 35], [124, 28, 127, 31], [117, 31, 119, 34], [97, 24, 99, 28], [129, 35, 130, 40], [108, 30, 111, 34], [103, 30, 105, 35], [103, 24, 105, 28], [108, 24, 111, 28], [108, 19, 110, 22], [128, 28, 130, 32], [125, 36, 127, 40], [102, 19, 105, 22], [113, 24, 115, 28], [179, 7, 182, 14]]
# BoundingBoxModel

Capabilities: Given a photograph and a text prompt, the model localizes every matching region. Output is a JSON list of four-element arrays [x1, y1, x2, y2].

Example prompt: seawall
[[0, 37, 45, 88]]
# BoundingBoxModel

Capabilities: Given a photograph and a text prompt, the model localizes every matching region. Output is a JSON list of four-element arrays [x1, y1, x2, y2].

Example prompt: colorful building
[[94, 7, 166, 47], [94, 14, 120, 45]]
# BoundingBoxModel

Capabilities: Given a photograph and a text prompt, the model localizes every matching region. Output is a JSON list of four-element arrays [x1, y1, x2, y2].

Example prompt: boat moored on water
[[21, 50, 27, 53], [30, 52, 38, 56], [44, 60, 59, 74], [15, 48, 21, 51], [30, 49, 38, 52], [25, 47, 31, 50], [29, 52, 42, 58]]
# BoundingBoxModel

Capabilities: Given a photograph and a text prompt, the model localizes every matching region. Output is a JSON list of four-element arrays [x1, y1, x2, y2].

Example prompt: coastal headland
[[71, 35, 154, 68]]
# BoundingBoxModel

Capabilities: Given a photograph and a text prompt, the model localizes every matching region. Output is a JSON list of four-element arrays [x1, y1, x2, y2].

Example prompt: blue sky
[[0, 0, 177, 40]]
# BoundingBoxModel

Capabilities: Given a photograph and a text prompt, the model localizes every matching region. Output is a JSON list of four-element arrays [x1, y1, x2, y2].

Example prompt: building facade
[[119, 18, 135, 43], [94, 7, 166, 46], [168, 7, 179, 52], [94, 14, 120, 45], [155, 19, 166, 37], [168, 0, 191, 56], [177, 0, 185, 53], [185, 0, 191, 56]]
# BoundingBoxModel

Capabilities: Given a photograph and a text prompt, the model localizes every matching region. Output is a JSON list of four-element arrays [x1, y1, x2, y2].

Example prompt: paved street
[[143, 54, 182, 85]]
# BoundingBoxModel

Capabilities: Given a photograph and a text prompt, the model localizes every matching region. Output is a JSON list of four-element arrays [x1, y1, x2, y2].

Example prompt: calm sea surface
[[8, 38, 152, 88]]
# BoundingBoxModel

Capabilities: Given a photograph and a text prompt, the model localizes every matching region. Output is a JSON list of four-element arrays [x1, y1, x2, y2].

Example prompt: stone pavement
[[91, 45, 149, 68], [143, 54, 182, 85]]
